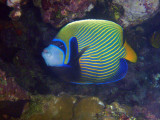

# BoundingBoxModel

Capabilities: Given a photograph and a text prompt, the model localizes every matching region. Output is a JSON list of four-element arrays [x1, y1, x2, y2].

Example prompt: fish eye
[[59, 44, 64, 48], [51, 41, 66, 56]]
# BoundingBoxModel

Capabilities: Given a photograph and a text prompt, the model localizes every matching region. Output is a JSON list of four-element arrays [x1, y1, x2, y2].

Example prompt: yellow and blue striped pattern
[[56, 20, 128, 84]]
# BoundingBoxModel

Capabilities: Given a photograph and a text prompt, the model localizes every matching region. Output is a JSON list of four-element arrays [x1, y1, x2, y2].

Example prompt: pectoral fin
[[68, 37, 89, 65]]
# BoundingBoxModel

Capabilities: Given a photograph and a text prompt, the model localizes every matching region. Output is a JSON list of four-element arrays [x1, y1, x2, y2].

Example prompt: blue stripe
[[76, 24, 107, 43], [78, 29, 118, 51], [78, 27, 116, 45]]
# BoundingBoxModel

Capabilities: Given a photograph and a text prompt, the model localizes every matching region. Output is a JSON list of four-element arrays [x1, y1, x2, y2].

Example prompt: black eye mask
[[50, 41, 66, 56]]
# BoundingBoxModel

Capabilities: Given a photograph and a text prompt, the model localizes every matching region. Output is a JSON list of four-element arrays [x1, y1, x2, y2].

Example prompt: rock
[[0, 69, 30, 101], [113, 0, 159, 28], [20, 95, 76, 120], [73, 97, 105, 120], [33, 0, 96, 28]]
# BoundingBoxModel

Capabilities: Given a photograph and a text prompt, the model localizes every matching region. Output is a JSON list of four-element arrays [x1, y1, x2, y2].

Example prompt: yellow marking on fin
[[124, 41, 137, 63]]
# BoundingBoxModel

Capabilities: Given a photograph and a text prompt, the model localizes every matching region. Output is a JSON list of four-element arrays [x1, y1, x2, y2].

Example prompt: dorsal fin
[[65, 37, 90, 81]]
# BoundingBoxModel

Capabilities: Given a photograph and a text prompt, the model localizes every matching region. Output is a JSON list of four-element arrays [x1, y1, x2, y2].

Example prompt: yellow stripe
[[80, 28, 118, 49], [80, 58, 118, 68], [76, 25, 98, 41], [101, 48, 125, 62], [85, 40, 119, 59], [81, 64, 119, 77], [79, 26, 118, 47], [75, 25, 90, 39], [80, 29, 119, 53], [81, 74, 111, 81], [79, 48, 125, 68], [76, 24, 102, 42], [99, 34, 120, 55], [90, 35, 121, 59], [78, 27, 109, 47], [78, 23, 120, 45], [100, 43, 120, 59], [77, 24, 97, 39], [78, 24, 118, 41], [83, 32, 120, 56], [101, 45, 123, 60], [85, 31, 119, 53], [82, 66, 119, 77], [76, 24, 89, 35], [81, 58, 119, 72], [80, 60, 119, 71]]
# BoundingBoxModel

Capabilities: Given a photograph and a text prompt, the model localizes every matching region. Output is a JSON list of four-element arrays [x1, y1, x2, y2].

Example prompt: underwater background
[[0, 0, 160, 120]]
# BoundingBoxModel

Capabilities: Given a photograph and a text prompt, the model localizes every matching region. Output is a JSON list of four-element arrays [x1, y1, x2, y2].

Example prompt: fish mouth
[[43, 49, 48, 53]]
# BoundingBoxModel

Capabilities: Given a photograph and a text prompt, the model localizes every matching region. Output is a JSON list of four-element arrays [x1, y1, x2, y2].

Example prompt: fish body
[[42, 19, 137, 84]]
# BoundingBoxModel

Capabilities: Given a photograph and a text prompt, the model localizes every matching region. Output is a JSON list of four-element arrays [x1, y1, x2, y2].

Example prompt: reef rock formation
[[6, 0, 27, 20], [0, 69, 30, 101], [20, 95, 76, 120], [112, 0, 160, 28], [73, 97, 105, 120], [33, 0, 96, 28]]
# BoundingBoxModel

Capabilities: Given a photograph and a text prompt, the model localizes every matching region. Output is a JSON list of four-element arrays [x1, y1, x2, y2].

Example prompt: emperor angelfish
[[42, 19, 137, 84]]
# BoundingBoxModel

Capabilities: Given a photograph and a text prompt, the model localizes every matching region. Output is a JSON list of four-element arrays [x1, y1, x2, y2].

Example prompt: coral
[[73, 97, 105, 120], [20, 95, 76, 120], [7, 0, 21, 7], [150, 30, 160, 48], [112, 0, 159, 28], [104, 102, 135, 120], [109, 3, 124, 21], [16, 95, 105, 120], [133, 106, 157, 120], [6, 0, 27, 20], [0, 69, 30, 101], [33, 0, 96, 28]]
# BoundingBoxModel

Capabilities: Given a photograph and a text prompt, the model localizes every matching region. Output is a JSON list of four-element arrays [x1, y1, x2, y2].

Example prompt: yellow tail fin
[[124, 41, 137, 63]]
